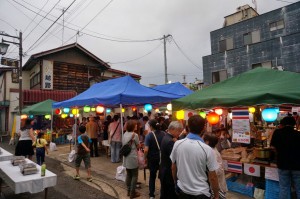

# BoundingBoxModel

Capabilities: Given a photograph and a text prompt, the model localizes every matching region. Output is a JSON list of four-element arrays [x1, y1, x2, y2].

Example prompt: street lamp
[[0, 31, 23, 115], [0, 42, 9, 55]]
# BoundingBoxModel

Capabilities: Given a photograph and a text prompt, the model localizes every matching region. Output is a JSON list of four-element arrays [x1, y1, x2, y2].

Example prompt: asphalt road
[[0, 137, 116, 199]]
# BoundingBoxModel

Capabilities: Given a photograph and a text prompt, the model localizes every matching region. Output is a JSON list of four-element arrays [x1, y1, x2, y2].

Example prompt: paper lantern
[[176, 110, 184, 120], [83, 106, 91, 113], [155, 108, 159, 113], [72, 108, 79, 115], [199, 111, 206, 119], [45, 115, 51, 119], [122, 108, 125, 113], [132, 107, 137, 111], [215, 108, 223, 115], [55, 109, 61, 115], [63, 108, 70, 113], [106, 108, 111, 113], [96, 106, 105, 114], [248, 107, 256, 113], [144, 104, 152, 111], [69, 114, 74, 118], [29, 115, 34, 119], [262, 108, 278, 122], [91, 107, 96, 112], [167, 104, 172, 111], [61, 114, 68, 119], [207, 112, 220, 125], [21, 114, 28, 119]]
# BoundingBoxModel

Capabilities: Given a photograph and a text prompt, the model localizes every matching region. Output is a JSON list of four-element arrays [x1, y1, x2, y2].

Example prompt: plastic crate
[[265, 179, 279, 199], [226, 177, 254, 197]]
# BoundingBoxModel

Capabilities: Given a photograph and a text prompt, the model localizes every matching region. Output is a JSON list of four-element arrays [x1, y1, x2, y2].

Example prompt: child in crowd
[[33, 132, 48, 165], [204, 134, 228, 199], [74, 126, 93, 182]]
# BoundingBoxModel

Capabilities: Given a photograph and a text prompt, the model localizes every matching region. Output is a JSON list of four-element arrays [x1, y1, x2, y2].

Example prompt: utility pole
[[163, 34, 171, 84], [0, 31, 23, 115]]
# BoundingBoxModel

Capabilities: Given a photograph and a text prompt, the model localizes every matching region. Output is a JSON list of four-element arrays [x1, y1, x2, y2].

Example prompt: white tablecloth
[[0, 147, 13, 161], [0, 159, 57, 194]]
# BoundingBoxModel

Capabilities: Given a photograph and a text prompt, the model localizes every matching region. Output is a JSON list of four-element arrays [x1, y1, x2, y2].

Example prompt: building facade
[[202, 2, 300, 85], [0, 43, 141, 132]]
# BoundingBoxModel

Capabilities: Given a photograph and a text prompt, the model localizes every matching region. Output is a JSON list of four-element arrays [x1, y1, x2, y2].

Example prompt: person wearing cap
[[271, 116, 300, 199], [170, 115, 219, 199]]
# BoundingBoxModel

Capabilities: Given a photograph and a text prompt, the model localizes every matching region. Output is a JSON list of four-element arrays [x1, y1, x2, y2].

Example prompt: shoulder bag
[[151, 131, 161, 164], [109, 122, 120, 144], [119, 133, 135, 157]]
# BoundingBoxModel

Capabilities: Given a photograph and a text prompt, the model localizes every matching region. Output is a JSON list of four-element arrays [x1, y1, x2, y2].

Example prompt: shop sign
[[231, 108, 250, 144], [1, 57, 19, 67], [42, 60, 53, 90]]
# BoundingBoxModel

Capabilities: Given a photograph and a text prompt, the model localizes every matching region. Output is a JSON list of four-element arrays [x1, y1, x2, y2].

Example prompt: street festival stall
[[152, 82, 193, 97], [52, 75, 184, 180], [22, 99, 56, 142], [172, 68, 300, 198]]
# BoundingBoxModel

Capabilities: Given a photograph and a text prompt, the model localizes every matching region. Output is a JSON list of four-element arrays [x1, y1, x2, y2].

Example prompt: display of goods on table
[[19, 163, 38, 175], [11, 156, 26, 166]]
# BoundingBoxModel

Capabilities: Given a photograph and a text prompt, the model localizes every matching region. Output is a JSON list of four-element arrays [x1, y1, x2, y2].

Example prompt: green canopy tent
[[172, 68, 300, 110], [22, 99, 56, 115]]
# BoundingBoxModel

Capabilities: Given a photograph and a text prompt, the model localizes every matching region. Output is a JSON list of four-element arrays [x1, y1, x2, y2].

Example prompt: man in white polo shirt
[[170, 115, 220, 199]]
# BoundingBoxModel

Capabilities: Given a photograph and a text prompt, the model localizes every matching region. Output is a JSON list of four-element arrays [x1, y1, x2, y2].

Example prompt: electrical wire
[[25, 0, 77, 54], [109, 42, 163, 64], [0, 19, 18, 31], [171, 36, 202, 70], [62, 0, 115, 45]]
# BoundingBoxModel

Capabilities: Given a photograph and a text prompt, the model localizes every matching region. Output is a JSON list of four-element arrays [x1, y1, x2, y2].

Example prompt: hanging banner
[[232, 108, 250, 144], [244, 163, 260, 177]]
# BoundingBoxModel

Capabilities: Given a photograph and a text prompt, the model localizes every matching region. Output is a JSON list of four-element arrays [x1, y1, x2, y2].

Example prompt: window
[[252, 61, 272, 69], [212, 70, 227, 84], [219, 37, 233, 52], [270, 20, 284, 31], [30, 73, 40, 88], [243, 30, 260, 45]]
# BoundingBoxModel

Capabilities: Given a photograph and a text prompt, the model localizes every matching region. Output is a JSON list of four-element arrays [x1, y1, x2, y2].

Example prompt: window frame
[[270, 20, 285, 31], [30, 72, 40, 88]]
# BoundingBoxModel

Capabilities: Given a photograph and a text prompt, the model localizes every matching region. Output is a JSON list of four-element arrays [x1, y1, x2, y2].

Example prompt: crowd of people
[[15, 111, 300, 199]]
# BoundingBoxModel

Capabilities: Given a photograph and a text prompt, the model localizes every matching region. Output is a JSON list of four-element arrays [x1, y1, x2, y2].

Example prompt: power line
[[25, 0, 77, 53], [0, 19, 18, 31], [109, 42, 163, 64], [171, 36, 202, 70], [63, 0, 115, 45], [8, 0, 163, 46]]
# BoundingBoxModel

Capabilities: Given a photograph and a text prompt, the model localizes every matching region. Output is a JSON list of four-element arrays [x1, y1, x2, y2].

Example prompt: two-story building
[[0, 43, 141, 133], [202, 2, 300, 85]]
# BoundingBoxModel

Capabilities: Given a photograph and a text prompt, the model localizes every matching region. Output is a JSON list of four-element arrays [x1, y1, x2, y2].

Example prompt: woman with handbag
[[122, 120, 141, 199]]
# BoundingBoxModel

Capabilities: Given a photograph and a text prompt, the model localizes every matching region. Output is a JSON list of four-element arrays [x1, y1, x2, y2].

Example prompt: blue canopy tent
[[53, 76, 183, 108], [152, 82, 193, 97], [53, 76, 184, 135]]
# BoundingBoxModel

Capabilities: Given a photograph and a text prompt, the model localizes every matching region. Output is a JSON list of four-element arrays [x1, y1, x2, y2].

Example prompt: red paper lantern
[[55, 109, 61, 115], [207, 112, 220, 125], [132, 107, 137, 111]]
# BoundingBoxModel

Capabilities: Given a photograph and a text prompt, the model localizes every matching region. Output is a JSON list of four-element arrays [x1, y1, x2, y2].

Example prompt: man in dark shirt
[[160, 121, 183, 199], [271, 116, 300, 199]]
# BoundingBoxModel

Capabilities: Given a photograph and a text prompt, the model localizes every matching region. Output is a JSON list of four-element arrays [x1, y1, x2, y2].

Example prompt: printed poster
[[265, 167, 279, 181], [232, 108, 250, 144]]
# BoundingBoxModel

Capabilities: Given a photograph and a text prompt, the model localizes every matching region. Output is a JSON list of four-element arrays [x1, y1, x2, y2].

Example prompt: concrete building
[[202, 2, 300, 85]]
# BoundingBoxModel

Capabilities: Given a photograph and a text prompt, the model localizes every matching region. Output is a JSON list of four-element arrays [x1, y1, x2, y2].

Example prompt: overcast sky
[[0, 0, 296, 86]]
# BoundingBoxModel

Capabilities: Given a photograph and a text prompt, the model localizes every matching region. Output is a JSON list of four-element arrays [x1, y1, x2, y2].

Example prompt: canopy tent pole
[[120, 104, 125, 165], [50, 108, 53, 142]]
